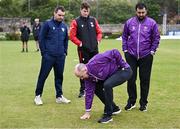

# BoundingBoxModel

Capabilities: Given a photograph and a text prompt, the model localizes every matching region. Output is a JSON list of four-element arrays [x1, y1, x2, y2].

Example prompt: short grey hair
[[75, 63, 86, 72], [34, 18, 39, 22]]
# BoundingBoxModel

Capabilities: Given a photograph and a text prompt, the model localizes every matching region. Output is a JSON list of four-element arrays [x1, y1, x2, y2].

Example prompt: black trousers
[[95, 68, 132, 116], [77, 47, 98, 93], [125, 53, 153, 106], [35, 54, 65, 98]]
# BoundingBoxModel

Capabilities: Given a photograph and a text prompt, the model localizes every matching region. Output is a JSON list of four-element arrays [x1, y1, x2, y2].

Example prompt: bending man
[[74, 49, 132, 123]]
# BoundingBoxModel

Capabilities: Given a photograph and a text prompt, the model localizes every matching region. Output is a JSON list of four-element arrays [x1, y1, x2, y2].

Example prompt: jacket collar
[[52, 17, 62, 26], [135, 16, 147, 23], [80, 15, 89, 21]]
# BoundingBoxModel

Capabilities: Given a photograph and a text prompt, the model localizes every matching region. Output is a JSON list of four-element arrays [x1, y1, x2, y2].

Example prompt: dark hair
[[135, 2, 147, 10], [54, 6, 65, 13], [80, 2, 90, 10]]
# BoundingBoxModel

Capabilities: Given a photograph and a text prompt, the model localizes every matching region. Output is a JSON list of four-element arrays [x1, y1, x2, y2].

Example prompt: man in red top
[[70, 2, 102, 98]]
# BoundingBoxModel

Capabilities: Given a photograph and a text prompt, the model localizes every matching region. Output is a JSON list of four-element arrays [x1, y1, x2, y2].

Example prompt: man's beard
[[137, 16, 145, 21]]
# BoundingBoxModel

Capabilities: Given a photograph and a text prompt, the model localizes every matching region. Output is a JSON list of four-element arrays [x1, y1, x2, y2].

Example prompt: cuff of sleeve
[[64, 51, 67, 55], [86, 109, 91, 112], [79, 42, 82, 47], [41, 52, 44, 56], [150, 51, 155, 55]]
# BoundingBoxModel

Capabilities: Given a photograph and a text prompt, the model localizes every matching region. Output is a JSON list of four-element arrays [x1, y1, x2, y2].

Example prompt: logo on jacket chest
[[132, 26, 136, 30], [61, 28, 65, 32], [80, 22, 94, 28], [143, 26, 148, 31], [90, 22, 94, 27], [52, 26, 65, 32], [35, 26, 39, 30], [131, 25, 149, 32]]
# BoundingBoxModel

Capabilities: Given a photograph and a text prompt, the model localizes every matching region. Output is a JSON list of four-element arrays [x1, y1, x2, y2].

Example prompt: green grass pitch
[[0, 39, 180, 128]]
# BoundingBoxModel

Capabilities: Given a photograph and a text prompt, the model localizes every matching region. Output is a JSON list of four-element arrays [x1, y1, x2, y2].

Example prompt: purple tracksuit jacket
[[122, 16, 160, 59], [84, 49, 130, 111]]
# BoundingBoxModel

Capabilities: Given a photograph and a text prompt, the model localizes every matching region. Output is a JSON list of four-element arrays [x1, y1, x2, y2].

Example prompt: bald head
[[74, 63, 88, 79]]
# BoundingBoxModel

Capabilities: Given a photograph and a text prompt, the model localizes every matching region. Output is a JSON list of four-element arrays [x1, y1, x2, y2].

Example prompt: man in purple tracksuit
[[122, 3, 160, 111], [74, 49, 132, 123]]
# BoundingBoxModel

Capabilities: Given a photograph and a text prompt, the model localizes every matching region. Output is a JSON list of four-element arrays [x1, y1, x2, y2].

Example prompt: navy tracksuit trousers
[[35, 54, 65, 98]]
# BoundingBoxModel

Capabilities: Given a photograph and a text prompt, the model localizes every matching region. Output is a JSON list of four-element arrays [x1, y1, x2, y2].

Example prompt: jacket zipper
[[137, 23, 141, 59], [89, 72, 103, 81]]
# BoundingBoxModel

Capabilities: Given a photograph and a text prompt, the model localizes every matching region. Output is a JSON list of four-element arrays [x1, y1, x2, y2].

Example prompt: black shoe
[[104, 106, 121, 115], [112, 106, 121, 115], [124, 103, 136, 111], [139, 105, 147, 112], [36, 49, 39, 52], [98, 115, 113, 123], [21, 49, 24, 52], [26, 49, 28, 52], [78, 92, 85, 98]]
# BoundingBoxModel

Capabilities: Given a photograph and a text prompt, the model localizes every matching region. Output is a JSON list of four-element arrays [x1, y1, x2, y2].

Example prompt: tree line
[[0, 0, 179, 24]]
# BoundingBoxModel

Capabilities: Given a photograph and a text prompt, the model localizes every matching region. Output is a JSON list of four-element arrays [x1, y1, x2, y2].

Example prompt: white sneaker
[[56, 95, 71, 104], [34, 95, 43, 105]]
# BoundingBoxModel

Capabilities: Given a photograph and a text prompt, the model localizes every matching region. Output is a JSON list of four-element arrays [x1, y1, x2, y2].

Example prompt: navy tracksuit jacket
[[35, 18, 68, 97]]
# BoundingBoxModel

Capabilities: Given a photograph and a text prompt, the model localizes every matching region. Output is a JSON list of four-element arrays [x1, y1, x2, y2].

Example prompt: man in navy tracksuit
[[34, 6, 70, 105], [32, 18, 41, 52], [20, 22, 30, 52]]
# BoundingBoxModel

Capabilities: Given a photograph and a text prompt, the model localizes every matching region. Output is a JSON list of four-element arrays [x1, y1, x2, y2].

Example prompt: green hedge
[[5, 33, 20, 40], [0, 33, 6, 40], [0, 32, 34, 41]]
